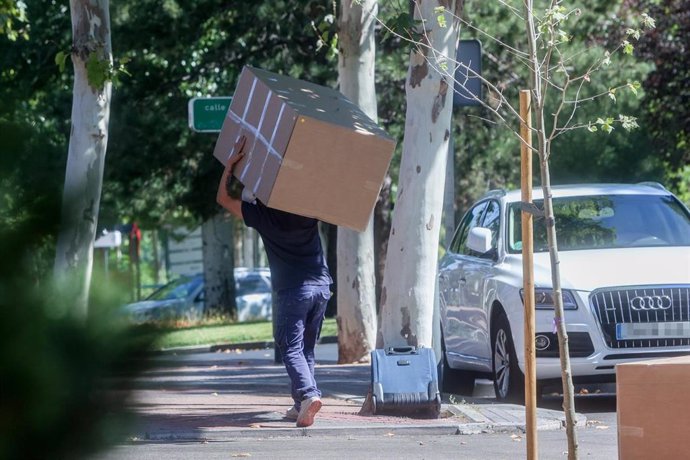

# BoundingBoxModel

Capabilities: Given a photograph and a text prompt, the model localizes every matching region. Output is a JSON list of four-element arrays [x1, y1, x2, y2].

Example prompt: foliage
[[106, 0, 410, 230], [1, 9, 155, 446], [671, 165, 690, 206], [450, 0, 663, 215], [0, 0, 29, 40], [0, 195, 155, 460], [0, 1, 71, 250], [101, 0, 339, 230], [0, 0, 684, 273], [634, 0, 690, 196]]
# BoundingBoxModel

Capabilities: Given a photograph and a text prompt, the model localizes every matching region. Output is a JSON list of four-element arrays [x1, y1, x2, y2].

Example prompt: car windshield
[[507, 194, 690, 253], [147, 276, 202, 301], [236, 275, 271, 296]]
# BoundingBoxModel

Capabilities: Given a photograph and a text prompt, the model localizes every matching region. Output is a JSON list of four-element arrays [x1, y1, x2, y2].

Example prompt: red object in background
[[129, 222, 141, 260]]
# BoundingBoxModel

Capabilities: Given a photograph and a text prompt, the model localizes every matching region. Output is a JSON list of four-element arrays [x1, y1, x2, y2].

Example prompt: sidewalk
[[125, 342, 586, 442]]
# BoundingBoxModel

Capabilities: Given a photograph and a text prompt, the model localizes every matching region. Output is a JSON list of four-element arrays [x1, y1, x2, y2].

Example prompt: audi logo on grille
[[630, 295, 672, 311]]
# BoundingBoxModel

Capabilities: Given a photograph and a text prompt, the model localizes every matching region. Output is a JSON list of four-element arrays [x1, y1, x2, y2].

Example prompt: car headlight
[[520, 288, 578, 310]]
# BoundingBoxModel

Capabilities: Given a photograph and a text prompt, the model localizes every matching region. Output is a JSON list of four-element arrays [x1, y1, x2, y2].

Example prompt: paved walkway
[[124, 344, 585, 441]]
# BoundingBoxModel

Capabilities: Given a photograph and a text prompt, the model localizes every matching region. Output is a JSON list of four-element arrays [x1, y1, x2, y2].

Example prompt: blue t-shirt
[[242, 200, 332, 292]]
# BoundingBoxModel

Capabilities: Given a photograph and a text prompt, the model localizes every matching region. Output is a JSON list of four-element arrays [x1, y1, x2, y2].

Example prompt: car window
[[450, 201, 488, 254], [236, 275, 272, 296], [507, 194, 690, 252], [147, 276, 203, 301], [481, 200, 501, 251]]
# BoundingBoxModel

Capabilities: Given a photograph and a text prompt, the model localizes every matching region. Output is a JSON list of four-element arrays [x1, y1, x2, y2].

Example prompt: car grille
[[590, 285, 690, 348]]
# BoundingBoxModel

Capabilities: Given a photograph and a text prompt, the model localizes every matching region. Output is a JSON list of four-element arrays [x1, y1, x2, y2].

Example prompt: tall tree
[[202, 213, 236, 316], [378, 0, 462, 348], [335, 0, 379, 363], [54, 0, 113, 317]]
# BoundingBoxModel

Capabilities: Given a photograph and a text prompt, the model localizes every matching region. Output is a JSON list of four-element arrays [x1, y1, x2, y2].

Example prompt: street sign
[[188, 97, 232, 133], [453, 39, 482, 107]]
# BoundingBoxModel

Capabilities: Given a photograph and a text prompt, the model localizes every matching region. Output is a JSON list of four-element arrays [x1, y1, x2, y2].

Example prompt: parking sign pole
[[520, 89, 538, 460]]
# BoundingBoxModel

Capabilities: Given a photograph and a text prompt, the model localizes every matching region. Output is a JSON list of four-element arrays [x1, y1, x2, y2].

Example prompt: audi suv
[[437, 183, 690, 401]]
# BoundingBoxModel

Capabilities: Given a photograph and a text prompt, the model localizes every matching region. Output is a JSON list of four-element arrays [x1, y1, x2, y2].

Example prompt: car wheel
[[440, 327, 475, 396], [492, 312, 524, 403]]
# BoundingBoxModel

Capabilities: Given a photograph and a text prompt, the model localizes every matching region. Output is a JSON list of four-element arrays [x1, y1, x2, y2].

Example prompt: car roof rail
[[636, 181, 667, 191]]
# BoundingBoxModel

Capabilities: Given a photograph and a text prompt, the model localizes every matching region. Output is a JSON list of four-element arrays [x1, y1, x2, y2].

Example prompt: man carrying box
[[221, 135, 333, 428]]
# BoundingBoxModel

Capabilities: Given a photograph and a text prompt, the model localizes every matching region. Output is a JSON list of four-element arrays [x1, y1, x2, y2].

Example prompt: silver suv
[[438, 183, 690, 401]]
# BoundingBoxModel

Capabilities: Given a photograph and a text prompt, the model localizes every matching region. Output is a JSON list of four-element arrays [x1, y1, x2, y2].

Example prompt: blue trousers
[[274, 285, 331, 408]]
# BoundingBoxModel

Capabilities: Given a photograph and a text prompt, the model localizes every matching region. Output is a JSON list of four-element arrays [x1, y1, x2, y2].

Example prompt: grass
[[135, 317, 338, 350]]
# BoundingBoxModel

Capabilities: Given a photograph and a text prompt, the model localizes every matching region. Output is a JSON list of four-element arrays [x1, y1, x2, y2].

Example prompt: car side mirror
[[467, 227, 493, 254]]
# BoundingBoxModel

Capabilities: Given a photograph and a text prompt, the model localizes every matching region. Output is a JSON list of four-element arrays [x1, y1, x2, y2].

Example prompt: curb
[[137, 425, 466, 442], [133, 419, 567, 443], [129, 402, 578, 442]]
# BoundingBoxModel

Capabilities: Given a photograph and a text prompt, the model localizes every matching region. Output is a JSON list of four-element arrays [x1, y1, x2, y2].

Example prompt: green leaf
[[86, 52, 112, 90], [641, 13, 656, 29], [55, 51, 68, 73], [626, 28, 641, 40], [619, 115, 639, 131], [602, 51, 611, 67], [623, 40, 634, 55], [627, 81, 641, 96]]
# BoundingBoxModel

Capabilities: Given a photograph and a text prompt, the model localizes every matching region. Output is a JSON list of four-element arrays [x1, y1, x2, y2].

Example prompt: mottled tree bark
[[54, 0, 113, 317], [202, 214, 236, 318], [379, 0, 462, 348], [336, 0, 379, 363]]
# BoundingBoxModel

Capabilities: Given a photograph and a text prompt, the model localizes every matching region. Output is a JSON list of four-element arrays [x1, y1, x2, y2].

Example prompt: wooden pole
[[520, 89, 537, 460]]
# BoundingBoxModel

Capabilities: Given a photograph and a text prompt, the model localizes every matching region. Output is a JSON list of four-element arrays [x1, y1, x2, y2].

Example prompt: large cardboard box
[[617, 355, 690, 459], [213, 66, 396, 232]]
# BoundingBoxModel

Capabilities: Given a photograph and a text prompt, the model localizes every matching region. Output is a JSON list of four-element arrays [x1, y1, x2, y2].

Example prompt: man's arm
[[223, 136, 246, 219]]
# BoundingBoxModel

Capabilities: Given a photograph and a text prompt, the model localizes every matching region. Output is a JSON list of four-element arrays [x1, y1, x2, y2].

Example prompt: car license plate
[[616, 322, 690, 340]]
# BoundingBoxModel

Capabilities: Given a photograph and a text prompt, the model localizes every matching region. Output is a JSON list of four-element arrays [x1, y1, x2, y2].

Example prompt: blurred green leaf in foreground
[[0, 214, 157, 460]]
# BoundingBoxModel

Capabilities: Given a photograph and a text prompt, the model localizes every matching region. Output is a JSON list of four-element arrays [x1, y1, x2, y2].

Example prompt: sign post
[[188, 97, 232, 133]]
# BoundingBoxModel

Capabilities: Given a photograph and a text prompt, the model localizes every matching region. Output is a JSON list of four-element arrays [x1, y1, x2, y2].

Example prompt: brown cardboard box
[[213, 66, 396, 232], [616, 355, 690, 459]]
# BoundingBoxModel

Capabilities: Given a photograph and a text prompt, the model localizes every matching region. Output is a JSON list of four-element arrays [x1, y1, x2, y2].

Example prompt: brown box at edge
[[616, 355, 690, 460]]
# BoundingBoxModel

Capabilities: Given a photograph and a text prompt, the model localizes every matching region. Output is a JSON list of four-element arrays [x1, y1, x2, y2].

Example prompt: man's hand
[[228, 135, 247, 172], [221, 135, 247, 220]]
